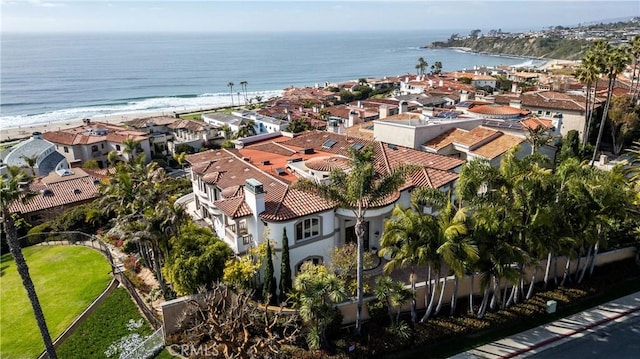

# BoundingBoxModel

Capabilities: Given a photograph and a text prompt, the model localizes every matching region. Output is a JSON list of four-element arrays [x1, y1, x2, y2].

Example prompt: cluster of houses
[[5, 63, 634, 286]]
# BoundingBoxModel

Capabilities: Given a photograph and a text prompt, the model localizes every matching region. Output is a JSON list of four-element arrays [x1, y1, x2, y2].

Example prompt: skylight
[[322, 139, 337, 148], [351, 143, 364, 151]]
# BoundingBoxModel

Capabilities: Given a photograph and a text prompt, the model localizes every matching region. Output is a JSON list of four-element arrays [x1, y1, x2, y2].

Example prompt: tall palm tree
[[227, 82, 235, 106], [574, 53, 601, 148], [1, 171, 58, 358], [240, 81, 248, 105], [415, 57, 428, 76], [413, 188, 478, 316], [293, 144, 410, 336], [591, 44, 631, 165], [628, 36, 640, 100], [379, 204, 436, 322]]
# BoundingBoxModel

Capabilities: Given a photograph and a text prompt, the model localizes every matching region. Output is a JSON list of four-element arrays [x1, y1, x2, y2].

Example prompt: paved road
[[528, 311, 640, 358], [450, 292, 640, 359]]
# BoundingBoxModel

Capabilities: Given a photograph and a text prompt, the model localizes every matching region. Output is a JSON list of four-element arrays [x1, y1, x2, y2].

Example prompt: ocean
[[0, 31, 537, 129]]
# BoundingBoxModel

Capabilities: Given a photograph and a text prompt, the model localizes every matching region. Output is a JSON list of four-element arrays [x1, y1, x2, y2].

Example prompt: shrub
[[123, 255, 141, 273], [121, 240, 137, 255], [124, 270, 151, 293]]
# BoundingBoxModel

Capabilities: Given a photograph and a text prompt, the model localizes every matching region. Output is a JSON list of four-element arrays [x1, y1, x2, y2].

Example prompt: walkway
[[450, 291, 640, 358]]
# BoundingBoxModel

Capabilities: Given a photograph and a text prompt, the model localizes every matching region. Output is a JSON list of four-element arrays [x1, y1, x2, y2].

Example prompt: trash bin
[[546, 300, 557, 314]]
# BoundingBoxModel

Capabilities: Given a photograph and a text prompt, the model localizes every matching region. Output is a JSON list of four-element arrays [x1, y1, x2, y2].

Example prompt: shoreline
[[426, 45, 569, 66], [0, 105, 229, 144]]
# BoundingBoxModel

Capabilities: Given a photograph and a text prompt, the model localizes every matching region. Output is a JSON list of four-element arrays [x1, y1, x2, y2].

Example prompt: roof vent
[[73, 188, 81, 195], [262, 160, 271, 166], [275, 168, 286, 176], [41, 189, 54, 196], [287, 158, 303, 164], [300, 148, 315, 154], [93, 179, 101, 185]]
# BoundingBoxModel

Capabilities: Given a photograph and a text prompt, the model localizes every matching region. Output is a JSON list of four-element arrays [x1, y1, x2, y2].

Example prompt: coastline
[[0, 105, 228, 143]]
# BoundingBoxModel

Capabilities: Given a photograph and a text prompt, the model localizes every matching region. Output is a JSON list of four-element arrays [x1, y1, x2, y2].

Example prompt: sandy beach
[[0, 106, 227, 144]]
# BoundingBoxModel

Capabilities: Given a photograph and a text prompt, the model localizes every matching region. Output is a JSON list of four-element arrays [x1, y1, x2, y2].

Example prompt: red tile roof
[[9, 172, 100, 214], [186, 131, 463, 221]]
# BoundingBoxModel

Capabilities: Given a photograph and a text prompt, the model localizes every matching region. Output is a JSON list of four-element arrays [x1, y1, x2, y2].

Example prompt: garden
[[0, 245, 111, 358]]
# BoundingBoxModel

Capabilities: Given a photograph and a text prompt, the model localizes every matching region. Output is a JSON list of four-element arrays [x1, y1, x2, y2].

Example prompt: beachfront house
[[42, 120, 151, 168], [1, 132, 70, 178], [202, 110, 288, 137], [178, 130, 462, 287]]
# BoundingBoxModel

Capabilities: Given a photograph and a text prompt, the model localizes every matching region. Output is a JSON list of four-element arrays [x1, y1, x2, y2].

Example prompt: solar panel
[[275, 168, 286, 175], [322, 139, 337, 148], [351, 143, 364, 150]]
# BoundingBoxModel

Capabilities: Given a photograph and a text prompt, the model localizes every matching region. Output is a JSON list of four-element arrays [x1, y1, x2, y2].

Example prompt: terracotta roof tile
[[9, 175, 100, 214], [189, 131, 462, 221], [468, 104, 529, 116], [214, 196, 252, 218], [471, 134, 524, 159]]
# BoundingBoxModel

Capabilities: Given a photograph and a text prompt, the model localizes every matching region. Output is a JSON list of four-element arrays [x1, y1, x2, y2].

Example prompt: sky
[[1, 0, 639, 33]]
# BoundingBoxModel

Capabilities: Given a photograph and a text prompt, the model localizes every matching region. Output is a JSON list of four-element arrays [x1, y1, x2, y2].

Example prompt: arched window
[[295, 217, 320, 241], [296, 256, 324, 273]]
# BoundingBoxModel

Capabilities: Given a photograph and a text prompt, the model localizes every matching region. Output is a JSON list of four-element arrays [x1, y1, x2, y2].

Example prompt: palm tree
[[227, 82, 235, 106], [628, 36, 640, 99], [413, 188, 478, 316], [591, 44, 631, 165], [415, 57, 428, 76], [293, 144, 410, 336], [431, 61, 443, 75], [1, 171, 58, 358], [236, 119, 257, 138], [526, 124, 553, 155], [293, 263, 346, 349], [373, 276, 412, 324], [20, 154, 38, 178], [240, 81, 248, 105], [574, 53, 600, 148], [379, 204, 436, 322], [122, 137, 142, 163]]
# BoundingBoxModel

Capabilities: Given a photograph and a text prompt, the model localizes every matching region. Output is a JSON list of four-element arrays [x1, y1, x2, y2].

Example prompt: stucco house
[[42, 120, 151, 168], [181, 131, 463, 286]]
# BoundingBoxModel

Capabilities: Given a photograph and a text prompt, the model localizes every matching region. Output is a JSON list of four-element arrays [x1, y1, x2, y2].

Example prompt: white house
[[181, 131, 463, 288], [203, 110, 288, 137]]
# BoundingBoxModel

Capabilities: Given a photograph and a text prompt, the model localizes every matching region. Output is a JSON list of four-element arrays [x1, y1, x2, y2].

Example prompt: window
[[116, 145, 121, 151], [295, 217, 320, 241], [101, 143, 105, 149], [296, 256, 323, 273], [91, 145, 99, 152], [63, 146, 69, 153]]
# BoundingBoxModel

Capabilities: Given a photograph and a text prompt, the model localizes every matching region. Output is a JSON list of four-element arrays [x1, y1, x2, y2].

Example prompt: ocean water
[[0, 31, 535, 128]]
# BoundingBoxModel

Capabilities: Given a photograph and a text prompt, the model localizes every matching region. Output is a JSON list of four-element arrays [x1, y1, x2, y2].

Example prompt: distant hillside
[[427, 36, 591, 60]]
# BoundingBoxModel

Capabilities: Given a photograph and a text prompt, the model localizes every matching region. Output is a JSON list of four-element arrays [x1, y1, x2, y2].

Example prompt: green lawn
[[0, 245, 111, 359], [57, 288, 153, 358]]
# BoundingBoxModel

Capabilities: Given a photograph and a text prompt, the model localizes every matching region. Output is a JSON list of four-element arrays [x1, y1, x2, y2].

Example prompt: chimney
[[422, 107, 434, 116], [460, 91, 469, 102], [244, 178, 265, 220], [379, 104, 389, 119], [511, 82, 519, 93], [348, 110, 359, 127], [439, 80, 444, 87], [399, 101, 408, 114], [32, 131, 43, 140], [357, 101, 361, 108], [509, 99, 522, 109], [287, 112, 292, 121]]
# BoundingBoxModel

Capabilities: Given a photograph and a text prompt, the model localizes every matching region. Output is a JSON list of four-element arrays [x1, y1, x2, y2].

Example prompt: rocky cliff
[[427, 36, 591, 60]]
